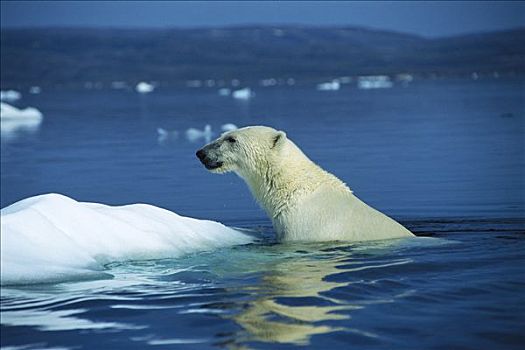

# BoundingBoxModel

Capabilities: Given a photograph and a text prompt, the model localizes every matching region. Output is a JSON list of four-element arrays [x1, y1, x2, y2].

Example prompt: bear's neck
[[236, 141, 350, 221]]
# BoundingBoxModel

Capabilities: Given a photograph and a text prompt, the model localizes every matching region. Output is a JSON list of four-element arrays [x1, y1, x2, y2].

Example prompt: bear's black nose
[[196, 149, 206, 161]]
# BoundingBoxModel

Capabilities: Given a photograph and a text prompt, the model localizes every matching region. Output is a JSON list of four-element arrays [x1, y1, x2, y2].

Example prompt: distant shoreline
[[1, 26, 524, 88]]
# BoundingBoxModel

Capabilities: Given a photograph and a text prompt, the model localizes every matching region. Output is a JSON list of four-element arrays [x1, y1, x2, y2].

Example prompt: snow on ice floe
[[0, 193, 253, 285], [0, 90, 22, 102], [136, 81, 155, 93], [232, 88, 254, 100]]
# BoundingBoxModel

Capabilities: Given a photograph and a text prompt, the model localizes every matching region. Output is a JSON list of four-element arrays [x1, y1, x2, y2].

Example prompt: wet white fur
[[206, 126, 414, 242]]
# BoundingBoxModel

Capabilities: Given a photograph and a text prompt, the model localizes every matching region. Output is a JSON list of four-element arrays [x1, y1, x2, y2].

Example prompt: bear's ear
[[271, 130, 287, 150]]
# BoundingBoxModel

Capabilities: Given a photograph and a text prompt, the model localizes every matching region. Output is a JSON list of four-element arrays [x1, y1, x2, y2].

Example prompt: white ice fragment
[[1, 102, 43, 141], [157, 127, 179, 143], [0, 90, 22, 102], [316, 80, 340, 91], [0, 193, 252, 285], [186, 124, 213, 143], [1, 102, 43, 120], [136, 82, 155, 93], [232, 88, 254, 100], [221, 123, 238, 132], [357, 76, 393, 89]]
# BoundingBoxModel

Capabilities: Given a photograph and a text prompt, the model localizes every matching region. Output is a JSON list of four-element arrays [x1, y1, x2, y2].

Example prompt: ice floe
[[1, 102, 43, 141], [357, 76, 393, 89], [317, 80, 340, 91], [1, 102, 43, 121], [232, 88, 254, 100], [0, 193, 253, 285], [157, 127, 179, 143], [221, 123, 238, 132], [136, 82, 155, 93], [186, 124, 213, 143], [0, 90, 22, 102]]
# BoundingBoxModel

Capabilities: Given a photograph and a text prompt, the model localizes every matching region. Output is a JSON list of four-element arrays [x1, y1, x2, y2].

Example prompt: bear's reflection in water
[[224, 239, 411, 346], [231, 254, 354, 345]]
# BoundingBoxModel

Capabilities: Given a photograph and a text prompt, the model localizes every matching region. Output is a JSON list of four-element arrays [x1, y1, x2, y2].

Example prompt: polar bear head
[[196, 126, 287, 176]]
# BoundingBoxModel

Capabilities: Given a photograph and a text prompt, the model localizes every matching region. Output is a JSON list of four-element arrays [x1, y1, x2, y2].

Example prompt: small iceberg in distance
[[186, 124, 213, 143], [232, 88, 254, 100], [1, 102, 43, 141], [1, 102, 43, 120], [221, 123, 238, 132], [357, 75, 393, 89], [157, 127, 179, 144], [0, 193, 253, 285], [0, 90, 22, 102], [317, 80, 340, 91], [136, 81, 155, 94]]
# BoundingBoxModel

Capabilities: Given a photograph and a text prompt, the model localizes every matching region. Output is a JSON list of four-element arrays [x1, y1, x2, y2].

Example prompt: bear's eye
[[226, 136, 236, 143]]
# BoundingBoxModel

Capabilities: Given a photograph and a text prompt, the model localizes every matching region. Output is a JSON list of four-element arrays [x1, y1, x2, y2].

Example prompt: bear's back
[[277, 186, 414, 242]]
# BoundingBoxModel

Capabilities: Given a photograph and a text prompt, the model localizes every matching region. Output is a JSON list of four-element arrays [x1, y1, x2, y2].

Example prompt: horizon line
[[1, 23, 524, 40]]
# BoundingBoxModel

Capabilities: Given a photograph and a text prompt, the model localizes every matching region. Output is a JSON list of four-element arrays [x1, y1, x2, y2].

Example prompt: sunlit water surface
[[1, 80, 524, 349]]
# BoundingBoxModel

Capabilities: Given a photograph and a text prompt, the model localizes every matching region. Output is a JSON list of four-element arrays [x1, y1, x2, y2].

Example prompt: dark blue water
[[1, 79, 525, 349]]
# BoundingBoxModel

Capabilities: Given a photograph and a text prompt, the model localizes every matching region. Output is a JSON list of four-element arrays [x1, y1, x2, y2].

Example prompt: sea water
[[1, 79, 524, 349]]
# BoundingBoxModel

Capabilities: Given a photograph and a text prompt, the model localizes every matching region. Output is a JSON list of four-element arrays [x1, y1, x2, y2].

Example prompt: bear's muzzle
[[196, 148, 223, 170]]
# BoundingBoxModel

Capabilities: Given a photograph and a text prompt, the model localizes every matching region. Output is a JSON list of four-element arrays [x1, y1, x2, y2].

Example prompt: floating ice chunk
[[186, 124, 213, 143], [221, 123, 238, 132], [136, 82, 155, 93], [1, 102, 43, 120], [29, 86, 41, 94], [1, 118, 42, 143], [157, 127, 179, 143], [1, 103, 43, 141], [317, 80, 340, 91], [0, 90, 22, 102], [0, 193, 252, 285], [232, 88, 254, 100], [357, 76, 393, 89], [218, 88, 231, 96]]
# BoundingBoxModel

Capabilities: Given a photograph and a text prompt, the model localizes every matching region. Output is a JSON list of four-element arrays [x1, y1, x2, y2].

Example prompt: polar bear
[[196, 126, 414, 242]]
